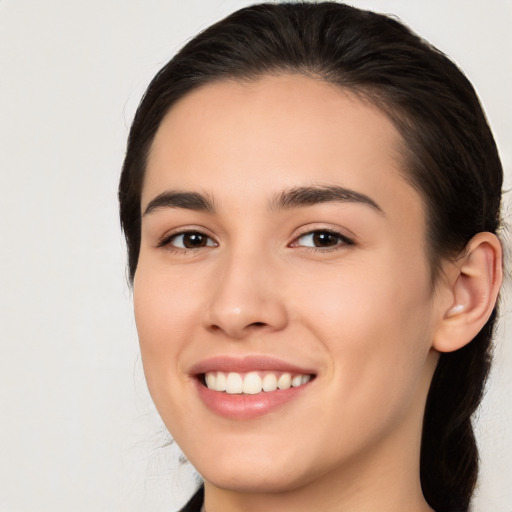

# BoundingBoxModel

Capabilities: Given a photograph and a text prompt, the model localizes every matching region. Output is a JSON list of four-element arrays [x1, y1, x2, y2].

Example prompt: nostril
[[250, 322, 266, 327]]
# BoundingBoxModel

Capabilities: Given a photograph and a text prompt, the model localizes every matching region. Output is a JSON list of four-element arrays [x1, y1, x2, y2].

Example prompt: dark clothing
[[179, 485, 204, 512]]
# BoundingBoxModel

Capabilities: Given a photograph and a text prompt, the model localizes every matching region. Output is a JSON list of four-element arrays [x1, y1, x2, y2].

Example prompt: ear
[[433, 232, 503, 353]]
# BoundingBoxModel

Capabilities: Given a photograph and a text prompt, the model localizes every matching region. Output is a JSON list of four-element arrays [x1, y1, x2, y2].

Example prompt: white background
[[0, 1, 510, 511]]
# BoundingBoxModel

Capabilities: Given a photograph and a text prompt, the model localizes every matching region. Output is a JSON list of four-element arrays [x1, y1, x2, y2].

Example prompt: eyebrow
[[143, 191, 215, 215], [143, 184, 383, 216], [268, 185, 383, 214]]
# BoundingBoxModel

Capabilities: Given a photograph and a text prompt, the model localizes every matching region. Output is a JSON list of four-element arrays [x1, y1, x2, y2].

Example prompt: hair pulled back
[[119, 3, 503, 510]]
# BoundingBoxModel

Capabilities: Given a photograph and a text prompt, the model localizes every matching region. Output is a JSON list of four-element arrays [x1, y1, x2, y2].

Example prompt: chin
[[190, 445, 326, 496], [200, 467, 309, 495]]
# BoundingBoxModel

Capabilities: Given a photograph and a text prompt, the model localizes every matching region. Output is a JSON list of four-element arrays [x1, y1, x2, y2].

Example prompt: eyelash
[[291, 229, 354, 252], [157, 228, 354, 254], [158, 230, 218, 253]]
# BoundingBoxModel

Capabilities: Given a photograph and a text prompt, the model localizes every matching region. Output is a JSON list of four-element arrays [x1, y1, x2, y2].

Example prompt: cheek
[[297, 253, 431, 336], [133, 266, 209, 433], [132, 263, 201, 392], [134, 258, 204, 339], [293, 255, 434, 405]]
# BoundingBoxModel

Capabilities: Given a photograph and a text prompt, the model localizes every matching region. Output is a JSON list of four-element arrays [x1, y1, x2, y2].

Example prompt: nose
[[202, 252, 288, 339]]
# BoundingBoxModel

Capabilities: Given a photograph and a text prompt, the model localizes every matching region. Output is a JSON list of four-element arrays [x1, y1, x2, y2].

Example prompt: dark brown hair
[[119, 3, 503, 510]]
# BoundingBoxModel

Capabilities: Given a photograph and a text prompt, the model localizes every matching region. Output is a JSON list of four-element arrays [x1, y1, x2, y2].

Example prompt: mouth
[[200, 370, 313, 395], [190, 356, 317, 419]]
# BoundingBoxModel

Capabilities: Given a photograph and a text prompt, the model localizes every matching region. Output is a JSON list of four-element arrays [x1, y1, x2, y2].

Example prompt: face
[[134, 75, 441, 494]]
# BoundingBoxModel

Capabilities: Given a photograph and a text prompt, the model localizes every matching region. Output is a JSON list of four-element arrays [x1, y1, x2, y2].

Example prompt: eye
[[160, 231, 217, 250], [291, 229, 353, 250]]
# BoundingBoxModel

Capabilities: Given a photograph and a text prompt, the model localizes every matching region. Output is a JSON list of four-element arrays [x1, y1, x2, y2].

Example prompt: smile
[[204, 371, 312, 394], [191, 356, 317, 419]]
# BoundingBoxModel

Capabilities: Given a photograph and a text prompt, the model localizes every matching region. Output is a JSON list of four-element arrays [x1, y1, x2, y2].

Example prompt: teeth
[[262, 373, 278, 392], [205, 372, 216, 389], [204, 371, 312, 394], [216, 371, 227, 391], [242, 372, 262, 394], [225, 372, 243, 394], [277, 373, 292, 390], [291, 375, 303, 387]]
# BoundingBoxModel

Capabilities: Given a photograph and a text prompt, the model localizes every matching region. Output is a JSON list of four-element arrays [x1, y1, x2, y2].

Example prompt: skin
[[134, 74, 451, 511]]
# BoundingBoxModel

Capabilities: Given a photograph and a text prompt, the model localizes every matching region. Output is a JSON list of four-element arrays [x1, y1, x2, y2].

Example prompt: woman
[[119, 3, 503, 511]]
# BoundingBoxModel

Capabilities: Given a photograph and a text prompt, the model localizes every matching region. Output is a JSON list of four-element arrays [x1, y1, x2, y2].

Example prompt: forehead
[[143, 74, 424, 224]]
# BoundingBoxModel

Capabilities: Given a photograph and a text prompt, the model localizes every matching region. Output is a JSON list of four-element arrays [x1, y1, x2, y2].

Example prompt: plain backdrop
[[0, 1, 511, 511]]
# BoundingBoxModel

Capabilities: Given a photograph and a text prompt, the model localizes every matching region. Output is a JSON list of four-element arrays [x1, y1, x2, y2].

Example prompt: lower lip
[[195, 379, 311, 420]]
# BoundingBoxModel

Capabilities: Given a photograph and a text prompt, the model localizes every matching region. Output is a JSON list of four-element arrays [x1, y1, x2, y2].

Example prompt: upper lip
[[189, 355, 317, 376]]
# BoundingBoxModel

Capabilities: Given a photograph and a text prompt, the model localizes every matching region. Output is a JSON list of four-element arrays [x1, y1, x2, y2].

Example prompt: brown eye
[[312, 231, 340, 247], [294, 230, 353, 249], [166, 231, 216, 249]]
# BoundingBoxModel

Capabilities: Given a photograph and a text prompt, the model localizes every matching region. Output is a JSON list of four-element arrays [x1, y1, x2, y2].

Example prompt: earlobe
[[433, 232, 502, 353]]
